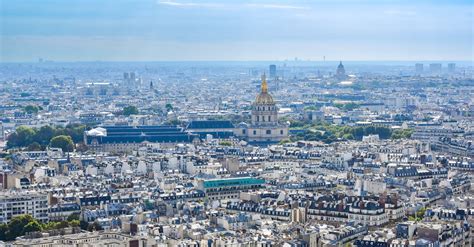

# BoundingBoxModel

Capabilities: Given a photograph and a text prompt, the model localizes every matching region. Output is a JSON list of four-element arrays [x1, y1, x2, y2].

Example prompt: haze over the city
[[0, 1, 474, 246], [1, 0, 473, 62]]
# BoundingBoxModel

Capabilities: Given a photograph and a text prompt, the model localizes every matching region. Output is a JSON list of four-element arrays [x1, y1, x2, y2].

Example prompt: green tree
[[6, 125, 87, 150], [391, 129, 413, 139], [49, 135, 74, 152], [289, 119, 309, 128], [64, 124, 86, 143], [6, 126, 36, 148], [334, 102, 359, 111], [416, 207, 426, 219], [164, 119, 182, 126], [43, 222, 60, 230], [87, 222, 103, 232], [27, 142, 43, 151], [67, 213, 80, 222], [0, 224, 8, 241], [304, 105, 319, 111], [69, 220, 80, 227], [24, 105, 40, 114], [79, 221, 89, 231], [35, 125, 56, 145], [7, 215, 37, 240], [279, 139, 291, 145], [165, 103, 173, 112], [219, 141, 232, 146], [55, 221, 69, 229], [342, 133, 354, 140], [23, 221, 43, 233], [123, 105, 139, 116]]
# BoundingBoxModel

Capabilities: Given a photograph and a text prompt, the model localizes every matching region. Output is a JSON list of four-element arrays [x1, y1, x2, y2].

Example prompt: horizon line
[[1, 59, 473, 64]]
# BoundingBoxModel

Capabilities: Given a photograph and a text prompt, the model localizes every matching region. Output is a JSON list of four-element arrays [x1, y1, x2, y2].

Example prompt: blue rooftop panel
[[203, 177, 265, 188]]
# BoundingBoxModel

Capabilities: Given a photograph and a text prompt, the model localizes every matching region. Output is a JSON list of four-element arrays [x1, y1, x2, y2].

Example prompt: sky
[[1, 0, 473, 62]]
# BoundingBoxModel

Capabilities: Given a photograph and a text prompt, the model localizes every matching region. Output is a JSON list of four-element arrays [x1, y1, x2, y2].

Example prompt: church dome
[[255, 92, 274, 105], [337, 61, 344, 69], [254, 73, 274, 105]]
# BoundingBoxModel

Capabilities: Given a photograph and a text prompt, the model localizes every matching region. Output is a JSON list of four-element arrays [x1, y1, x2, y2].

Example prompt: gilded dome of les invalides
[[255, 74, 274, 105]]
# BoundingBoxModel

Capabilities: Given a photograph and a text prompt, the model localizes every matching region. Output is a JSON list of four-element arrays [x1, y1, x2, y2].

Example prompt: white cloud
[[156, 1, 220, 8], [157, 1, 308, 10], [245, 3, 308, 10]]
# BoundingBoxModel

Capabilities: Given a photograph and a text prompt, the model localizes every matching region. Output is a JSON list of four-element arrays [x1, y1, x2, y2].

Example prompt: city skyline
[[0, 1, 473, 244], [1, 0, 473, 62]]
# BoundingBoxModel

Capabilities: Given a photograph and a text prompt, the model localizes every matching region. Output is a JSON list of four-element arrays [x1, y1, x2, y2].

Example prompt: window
[[242, 129, 246, 134], [266, 130, 271, 135], [280, 130, 284, 135], [256, 116, 259, 121], [268, 116, 271, 121], [253, 130, 256, 135]]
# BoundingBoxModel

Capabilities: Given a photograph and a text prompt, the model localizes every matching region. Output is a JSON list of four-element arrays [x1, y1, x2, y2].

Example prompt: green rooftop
[[203, 177, 265, 189]]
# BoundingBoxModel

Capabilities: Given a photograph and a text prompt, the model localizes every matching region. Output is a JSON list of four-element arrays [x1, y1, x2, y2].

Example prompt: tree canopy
[[6, 124, 86, 150], [122, 105, 139, 116], [0, 214, 96, 241], [49, 135, 74, 152], [23, 105, 41, 114], [289, 121, 412, 143], [165, 103, 173, 112], [333, 102, 359, 111]]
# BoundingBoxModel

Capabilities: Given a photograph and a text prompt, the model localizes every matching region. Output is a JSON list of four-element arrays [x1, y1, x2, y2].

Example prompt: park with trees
[[6, 124, 86, 151], [0, 214, 102, 241], [288, 120, 413, 143]]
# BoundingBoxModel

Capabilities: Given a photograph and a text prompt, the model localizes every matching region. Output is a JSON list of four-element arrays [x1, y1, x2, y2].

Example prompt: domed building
[[239, 74, 288, 145], [336, 61, 347, 81]]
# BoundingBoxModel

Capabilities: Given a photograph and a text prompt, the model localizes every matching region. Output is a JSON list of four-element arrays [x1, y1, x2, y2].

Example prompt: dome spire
[[261, 73, 268, 93]]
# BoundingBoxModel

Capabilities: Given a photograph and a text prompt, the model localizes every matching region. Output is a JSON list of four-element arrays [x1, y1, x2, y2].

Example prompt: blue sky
[[1, 0, 472, 62]]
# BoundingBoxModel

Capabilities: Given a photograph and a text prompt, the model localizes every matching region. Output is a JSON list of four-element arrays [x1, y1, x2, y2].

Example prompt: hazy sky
[[1, 0, 473, 62]]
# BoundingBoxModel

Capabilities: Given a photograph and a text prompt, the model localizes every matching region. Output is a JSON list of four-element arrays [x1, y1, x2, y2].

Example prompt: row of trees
[[6, 124, 86, 151], [290, 122, 413, 143], [0, 214, 101, 241], [391, 128, 414, 140], [333, 102, 360, 111]]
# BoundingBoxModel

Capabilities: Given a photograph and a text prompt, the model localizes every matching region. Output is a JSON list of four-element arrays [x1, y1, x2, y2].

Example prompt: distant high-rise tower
[[269, 64, 277, 78], [429, 63, 442, 75], [415, 63, 423, 74], [448, 63, 456, 73], [336, 61, 346, 81]]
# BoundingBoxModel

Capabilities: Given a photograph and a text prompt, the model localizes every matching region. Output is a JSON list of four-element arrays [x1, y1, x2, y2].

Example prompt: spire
[[261, 73, 268, 93]]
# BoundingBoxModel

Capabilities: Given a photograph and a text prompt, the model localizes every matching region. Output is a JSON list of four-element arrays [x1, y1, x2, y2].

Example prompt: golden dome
[[255, 92, 274, 104], [254, 73, 274, 104]]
